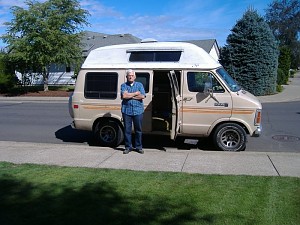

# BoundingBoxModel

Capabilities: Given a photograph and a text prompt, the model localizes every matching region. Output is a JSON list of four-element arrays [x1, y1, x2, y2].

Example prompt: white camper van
[[69, 40, 262, 151]]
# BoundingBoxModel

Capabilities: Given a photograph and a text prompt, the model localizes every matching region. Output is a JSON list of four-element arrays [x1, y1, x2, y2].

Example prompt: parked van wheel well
[[93, 117, 123, 132], [93, 118, 124, 147], [210, 121, 249, 136]]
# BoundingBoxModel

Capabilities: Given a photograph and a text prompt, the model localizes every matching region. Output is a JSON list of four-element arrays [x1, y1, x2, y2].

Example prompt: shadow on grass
[[55, 125, 218, 151], [0, 175, 205, 225]]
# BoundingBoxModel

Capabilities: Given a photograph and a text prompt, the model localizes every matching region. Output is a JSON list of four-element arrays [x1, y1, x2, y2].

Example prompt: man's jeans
[[122, 113, 143, 150]]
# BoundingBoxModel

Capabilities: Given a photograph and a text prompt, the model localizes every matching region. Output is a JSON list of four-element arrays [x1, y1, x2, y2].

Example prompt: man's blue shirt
[[121, 81, 145, 116]]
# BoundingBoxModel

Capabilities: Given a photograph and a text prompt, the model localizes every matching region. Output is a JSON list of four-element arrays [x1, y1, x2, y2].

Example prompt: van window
[[187, 72, 224, 93], [84, 72, 118, 99], [129, 51, 181, 62], [135, 72, 150, 93]]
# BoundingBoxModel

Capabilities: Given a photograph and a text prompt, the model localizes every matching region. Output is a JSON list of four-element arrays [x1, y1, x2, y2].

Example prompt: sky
[[0, 0, 274, 48]]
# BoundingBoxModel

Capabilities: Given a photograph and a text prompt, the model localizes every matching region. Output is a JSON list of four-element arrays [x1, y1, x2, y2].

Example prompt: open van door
[[168, 71, 181, 140]]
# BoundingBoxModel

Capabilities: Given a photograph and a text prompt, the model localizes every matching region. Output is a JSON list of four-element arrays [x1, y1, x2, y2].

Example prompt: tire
[[213, 123, 247, 151], [94, 120, 124, 147]]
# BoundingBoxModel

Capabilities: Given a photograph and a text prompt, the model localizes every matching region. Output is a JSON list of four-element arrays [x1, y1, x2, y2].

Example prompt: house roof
[[80, 31, 220, 59], [81, 31, 141, 57], [183, 39, 218, 53]]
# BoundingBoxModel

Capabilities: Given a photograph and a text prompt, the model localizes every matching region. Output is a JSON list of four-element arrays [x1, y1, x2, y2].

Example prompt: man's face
[[127, 72, 136, 83]]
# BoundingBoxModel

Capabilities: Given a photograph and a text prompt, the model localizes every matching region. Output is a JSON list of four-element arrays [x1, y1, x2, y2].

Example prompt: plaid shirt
[[121, 81, 145, 116]]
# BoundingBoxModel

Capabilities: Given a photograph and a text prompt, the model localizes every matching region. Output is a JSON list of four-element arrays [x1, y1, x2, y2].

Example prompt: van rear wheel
[[94, 121, 124, 147], [213, 123, 246, 151]]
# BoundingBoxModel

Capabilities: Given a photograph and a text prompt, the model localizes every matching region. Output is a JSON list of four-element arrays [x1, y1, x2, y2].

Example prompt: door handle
[[183, 97, 193, 101]]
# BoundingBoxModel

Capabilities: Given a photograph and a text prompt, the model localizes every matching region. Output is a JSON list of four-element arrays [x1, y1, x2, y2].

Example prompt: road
[[0, 100, 299, 152]]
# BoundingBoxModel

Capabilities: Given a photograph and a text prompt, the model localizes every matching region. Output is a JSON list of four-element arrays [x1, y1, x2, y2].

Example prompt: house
[[184, 39, 220, 61]]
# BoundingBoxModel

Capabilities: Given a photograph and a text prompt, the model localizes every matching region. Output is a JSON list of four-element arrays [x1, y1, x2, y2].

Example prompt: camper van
[[69, 40, 262, 151]]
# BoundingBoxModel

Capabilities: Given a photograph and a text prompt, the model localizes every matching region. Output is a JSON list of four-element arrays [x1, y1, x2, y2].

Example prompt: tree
[[277, 46, 291, 85], [2, 0, 90, 91], [0, 51, 17, 93], [265, 0, 300, 68], [220, 9, 278, 96]]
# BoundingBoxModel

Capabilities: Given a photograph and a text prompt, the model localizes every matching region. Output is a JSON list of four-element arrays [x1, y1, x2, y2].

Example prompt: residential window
[[85, 72, 118, 99]]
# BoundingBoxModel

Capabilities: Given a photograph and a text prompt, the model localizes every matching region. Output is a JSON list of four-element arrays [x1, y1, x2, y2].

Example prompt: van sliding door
[[167, 71, 181, 140]]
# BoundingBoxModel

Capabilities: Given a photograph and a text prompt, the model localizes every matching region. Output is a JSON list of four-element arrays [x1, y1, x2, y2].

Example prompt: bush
[[277, 68, 286, 85], [289, 69, 296, 78], [0, 73, 16, 93], [276, 84, 283, 92]]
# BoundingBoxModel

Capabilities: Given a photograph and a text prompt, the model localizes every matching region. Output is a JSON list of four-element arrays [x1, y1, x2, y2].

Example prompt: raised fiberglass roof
[[81, 41, 221, 69]]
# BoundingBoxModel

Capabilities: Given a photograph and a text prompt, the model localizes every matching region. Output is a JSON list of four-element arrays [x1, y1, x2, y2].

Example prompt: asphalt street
[[0, 72, 299, 177]]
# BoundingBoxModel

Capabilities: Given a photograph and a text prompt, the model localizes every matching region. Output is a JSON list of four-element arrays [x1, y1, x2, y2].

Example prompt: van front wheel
[[213, 123, 246, 151], [94, 121, 124, 147]]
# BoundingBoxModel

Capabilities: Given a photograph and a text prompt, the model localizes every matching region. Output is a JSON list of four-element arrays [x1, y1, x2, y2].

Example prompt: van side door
[[168, 70, 181, 140]]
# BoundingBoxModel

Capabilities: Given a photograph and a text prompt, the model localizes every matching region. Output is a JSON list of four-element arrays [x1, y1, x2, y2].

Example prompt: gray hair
[[126, 69, 135, 76]]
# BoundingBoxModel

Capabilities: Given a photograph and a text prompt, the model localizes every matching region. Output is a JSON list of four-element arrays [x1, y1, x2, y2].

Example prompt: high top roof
[[82, 41, 221, 69]]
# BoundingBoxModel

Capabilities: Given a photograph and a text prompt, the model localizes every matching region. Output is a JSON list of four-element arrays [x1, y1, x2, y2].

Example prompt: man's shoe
[[137, 149, 144, 154], [123, 149, 131, 154]]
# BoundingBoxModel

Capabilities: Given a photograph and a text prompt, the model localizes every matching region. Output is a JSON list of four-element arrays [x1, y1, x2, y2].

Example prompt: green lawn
[[0, 162, 299, 225]]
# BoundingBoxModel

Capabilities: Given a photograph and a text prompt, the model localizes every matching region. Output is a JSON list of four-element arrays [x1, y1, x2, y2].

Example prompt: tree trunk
[[43, 66, 49, 92]]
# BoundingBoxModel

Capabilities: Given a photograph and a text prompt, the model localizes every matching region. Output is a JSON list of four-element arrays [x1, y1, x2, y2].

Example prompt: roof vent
[[141, 38, 158, 43], [120, 34, 124, 37], [103, 35, 107, 38]]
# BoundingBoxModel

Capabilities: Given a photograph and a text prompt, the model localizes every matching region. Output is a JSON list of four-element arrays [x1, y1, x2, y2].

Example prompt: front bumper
[[252, 126, 262, 137]]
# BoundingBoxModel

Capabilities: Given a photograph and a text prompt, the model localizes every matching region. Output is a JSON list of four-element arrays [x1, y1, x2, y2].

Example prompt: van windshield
[[217, 68, 241, 92]]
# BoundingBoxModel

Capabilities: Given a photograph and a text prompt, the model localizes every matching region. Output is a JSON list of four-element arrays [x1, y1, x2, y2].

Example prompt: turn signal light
[[254, 109, 261, 125]]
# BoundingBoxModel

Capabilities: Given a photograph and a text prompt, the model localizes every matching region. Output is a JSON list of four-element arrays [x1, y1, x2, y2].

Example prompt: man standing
[[121, 69, 146, 154]]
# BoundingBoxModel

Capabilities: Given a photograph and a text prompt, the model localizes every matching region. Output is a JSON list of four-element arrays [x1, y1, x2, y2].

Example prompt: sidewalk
[[257, 71, 300, 103], [0, 72, 300, 177], [0, 141, 299, 177]]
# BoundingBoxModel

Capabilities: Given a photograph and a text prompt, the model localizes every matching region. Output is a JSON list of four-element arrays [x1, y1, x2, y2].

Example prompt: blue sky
[[0, 0, 273, 47]]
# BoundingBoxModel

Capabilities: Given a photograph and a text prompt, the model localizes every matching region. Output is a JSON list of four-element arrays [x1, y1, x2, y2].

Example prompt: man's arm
[[132, 82, 145, 100], [122, 91, 141, 99], [132, 93, 145, 100]]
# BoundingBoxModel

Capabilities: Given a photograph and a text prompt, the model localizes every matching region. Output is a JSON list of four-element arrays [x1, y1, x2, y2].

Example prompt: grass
[[0, 162, 299, 225]]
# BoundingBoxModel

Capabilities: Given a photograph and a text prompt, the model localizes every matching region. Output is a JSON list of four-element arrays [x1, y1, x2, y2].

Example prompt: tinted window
[[129, 51, 181, 62], [135, 72, 150, 93], [85, 72, 118, 99]]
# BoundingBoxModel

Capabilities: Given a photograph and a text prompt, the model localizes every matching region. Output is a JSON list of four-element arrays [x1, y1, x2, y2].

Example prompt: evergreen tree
[[220, 9, 278, 96]]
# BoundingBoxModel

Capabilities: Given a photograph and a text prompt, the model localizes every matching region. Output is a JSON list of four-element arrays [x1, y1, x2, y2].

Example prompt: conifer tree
[[220, 9, 278, 96]]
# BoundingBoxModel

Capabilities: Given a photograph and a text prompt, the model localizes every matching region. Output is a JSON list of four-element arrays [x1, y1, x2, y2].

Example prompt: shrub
[[277, 68, 286, 86]]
